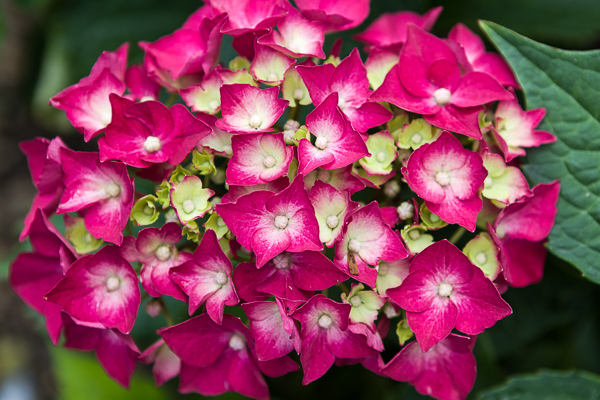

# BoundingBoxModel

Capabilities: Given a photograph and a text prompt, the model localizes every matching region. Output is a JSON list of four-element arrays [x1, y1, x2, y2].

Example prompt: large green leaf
[[479, 370, 600, 399], [479, 21, 600, 284]]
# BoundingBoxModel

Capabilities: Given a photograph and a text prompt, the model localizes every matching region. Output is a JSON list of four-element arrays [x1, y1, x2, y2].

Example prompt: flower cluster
[[11, 1, 560, 400]]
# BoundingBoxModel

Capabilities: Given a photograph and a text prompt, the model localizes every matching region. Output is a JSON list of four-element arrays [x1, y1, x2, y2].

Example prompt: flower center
[[315, 136, 328, 150], [475, 252, 488, 265], [274, 215, 289, 229], [350, 296, 362, 307], [338, 97, 346, 110], [430, 214, 440, 223], [376, 151, 386, 163], [318, 314, 333, 329], [262, 155, 276, 168], [437, 282, 453, 297], [84, 233, 93, 243], [326, 215, 339, 229], [155, 245, 171, 262], [249, 114, 263, 129], [228, 334, 246, 351], [409, 229, 421, 240], [433, 88, 452, 106], [435, 171, 451, 186], [496, 223, 507, 239], [411, 133, 422, 144], [106, 276, 121, 292], [397, 202, 414, 219], [143, 205, 154, 216], [267, 72, 278, 82], [105, 182, 121, 198], [317, 169, 331, 182], [215, 271, 228, 286], [273, 253, 290, 269], [293, 89, 304, 100], [216, 217, 226, 227], [348, 239, 361, 253], [143, 136, 161, 153], [182, 199, 195, 214]]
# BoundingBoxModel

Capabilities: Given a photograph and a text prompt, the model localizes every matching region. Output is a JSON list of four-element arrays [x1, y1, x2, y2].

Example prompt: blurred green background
[[1, 0, 599, 399]]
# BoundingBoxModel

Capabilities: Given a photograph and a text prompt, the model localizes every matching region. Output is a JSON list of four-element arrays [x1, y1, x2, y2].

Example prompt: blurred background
[[1, 0, 600, 399]]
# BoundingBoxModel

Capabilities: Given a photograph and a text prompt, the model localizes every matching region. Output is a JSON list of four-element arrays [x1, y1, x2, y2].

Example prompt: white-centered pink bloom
[[387, 240, 511, 352], [216, 84, 289, 133], [334, 202, 409, 287], [57, 149, 134, 245], [226, 132, 293, 186], [216, 175, 322, 267], [402, 132, 487, 232], [46, 246, 141, 334]]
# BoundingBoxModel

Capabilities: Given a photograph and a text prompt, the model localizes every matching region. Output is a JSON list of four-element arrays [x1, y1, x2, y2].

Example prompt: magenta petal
[[160, 314, 232, 367], [383, 334, 477, 400], [139, 339, 181, 387], [296, 63, 336, 106], [424, 105, 483, 139], [46, 246, 140, 334], [451, 71, 513, 107], [407, 298, 458, 352], [242, 301, 296, 360]]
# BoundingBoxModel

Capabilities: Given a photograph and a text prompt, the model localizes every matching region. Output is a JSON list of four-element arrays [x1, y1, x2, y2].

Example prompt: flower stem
[[449, 226, 466, 245]]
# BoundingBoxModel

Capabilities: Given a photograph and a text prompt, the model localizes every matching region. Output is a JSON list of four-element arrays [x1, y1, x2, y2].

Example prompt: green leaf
[[479, 370, 600, 399], [480, 21, 600, 284]]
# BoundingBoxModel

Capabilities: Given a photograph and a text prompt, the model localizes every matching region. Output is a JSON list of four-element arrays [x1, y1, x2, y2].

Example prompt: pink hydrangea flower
[[140, 11, 225, 90], [139, 339, 181, 387], [49, 44, 128, 141], [387, 240, 511, 352], [297, 49, 392, 133], [354, 7, 442, 53], [492, 97, 556, 162], [295, 0, 370, 31], [119, 223, 191, 301], [19, 137, 67, 240], [161, 313, 298, 400], [10, 209, 76, 344], [372, 25, 513, 139], [46, 245, 141, 334], [57, 149, 135, 245], [258, 6, 326, 58], [62, 314, 140, 388], [488, 181, 560, 287], [334, 202, 409, 287], [170, 229, 239, 324], [402, 131, 487, 232], [291, 295, 377, 384], [216, 175, 322, 267], [226, 132, 293, 186], [298, 93, 369, 175], [99, 95, 211, 168], [448, 23, 519, 88], [216, 84, 289, 133], [383, 334, 477, 400], [241, 299, 300, 360]]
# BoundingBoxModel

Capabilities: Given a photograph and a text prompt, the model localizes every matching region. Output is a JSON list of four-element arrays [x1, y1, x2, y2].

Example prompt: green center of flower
[[182, 200, 195, 214], [376, 151, 386, 163]]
